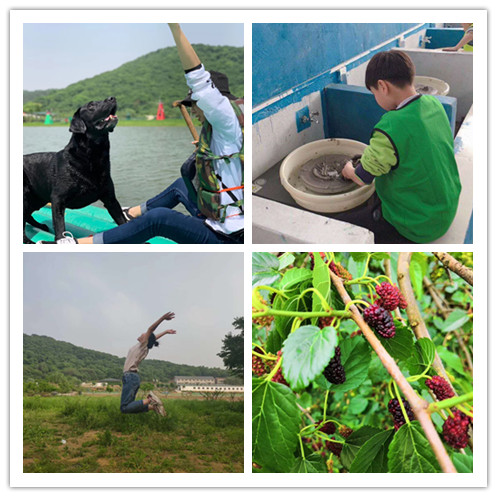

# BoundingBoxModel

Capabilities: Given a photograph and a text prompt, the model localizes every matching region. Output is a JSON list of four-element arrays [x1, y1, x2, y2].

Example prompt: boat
[[25, 205, 175, 244]]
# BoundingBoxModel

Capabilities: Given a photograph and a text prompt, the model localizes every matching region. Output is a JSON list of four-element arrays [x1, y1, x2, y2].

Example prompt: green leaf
[[273, 295, 303, 341], [324, 335, 371, 393], [341, 426, 382, 470], [371, 252, 390, 261], [409, 253, 428, 300], [378, 322, 414, 361], [312, 253, 330, 314], [292, 453, 327, 473], [442, 309, 470, 332], [406, 338, 436, 375], [436, 347, 466, 375], [266, 328, 283, 354], [252, 378, 300, 472], [278, 253, 295, 271], [252, 252, 280, 287], [348, 396, 369, 415], [387, 421, 440, 473], [350, 252, 369, 262], [279, 268, 312, 291], [452, 453, 473, 473], [349, 429, 395, 473], [282, 325, 338, 390]]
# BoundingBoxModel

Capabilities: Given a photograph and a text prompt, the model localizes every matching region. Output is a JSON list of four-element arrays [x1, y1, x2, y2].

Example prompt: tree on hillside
[[217, 317, 244, 378]]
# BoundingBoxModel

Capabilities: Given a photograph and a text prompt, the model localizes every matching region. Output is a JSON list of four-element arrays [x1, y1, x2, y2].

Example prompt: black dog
[[23, 96, 127, 243]]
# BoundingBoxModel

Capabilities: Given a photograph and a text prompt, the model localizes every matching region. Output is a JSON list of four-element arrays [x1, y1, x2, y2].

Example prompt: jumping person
[[120, 311, 176, 416], [44, 23, 244, 245]]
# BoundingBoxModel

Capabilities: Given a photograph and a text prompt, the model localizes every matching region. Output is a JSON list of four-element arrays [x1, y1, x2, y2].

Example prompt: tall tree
[[217, 317, 244, 378]]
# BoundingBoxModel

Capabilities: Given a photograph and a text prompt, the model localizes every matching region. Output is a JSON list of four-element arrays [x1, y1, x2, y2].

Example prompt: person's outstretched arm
[[155, 329, 177, 340], [146, 312, 175, 338], [168, 23, 201, 71]]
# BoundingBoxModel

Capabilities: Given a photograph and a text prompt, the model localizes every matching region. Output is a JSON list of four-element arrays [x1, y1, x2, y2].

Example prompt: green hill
[[23, 333, 231, 385], [23, 44, 244, 119]]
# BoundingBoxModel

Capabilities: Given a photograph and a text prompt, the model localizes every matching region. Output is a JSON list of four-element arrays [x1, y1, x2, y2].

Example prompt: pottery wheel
[[415, 84, 438, 95], [299, 154, 358, 194]]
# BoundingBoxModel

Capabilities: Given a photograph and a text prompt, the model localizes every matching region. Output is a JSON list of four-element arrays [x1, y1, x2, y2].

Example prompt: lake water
[[23, 126, 198, 214]]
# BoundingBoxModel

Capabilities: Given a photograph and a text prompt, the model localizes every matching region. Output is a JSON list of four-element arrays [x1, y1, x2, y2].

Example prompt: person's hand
[[341, 161, 356, 180], [442, 47, 459, 52], [162, 312, 175, 321], [166, 329, 177, 335]]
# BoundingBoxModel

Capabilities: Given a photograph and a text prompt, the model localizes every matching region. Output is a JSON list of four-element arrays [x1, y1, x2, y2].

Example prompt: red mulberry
[[330, 261, 352, 281], [309, 252, 327, 269], [319, 316, 334, 329], [252, 295, 274, 328], [270, 351, 289, 386], [252, 347, 267, 377], [388, 398, 415, 430], [323, 346, 346, 384], [443, 410, 471, 449], [363, 305, 396, 338], [425, 376, 455, 401], [375, 282, 407, 311]]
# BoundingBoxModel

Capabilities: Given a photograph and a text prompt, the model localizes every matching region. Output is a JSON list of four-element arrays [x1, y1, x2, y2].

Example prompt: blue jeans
[[93, 178, 230, 244], [120, 371, 148, 414]]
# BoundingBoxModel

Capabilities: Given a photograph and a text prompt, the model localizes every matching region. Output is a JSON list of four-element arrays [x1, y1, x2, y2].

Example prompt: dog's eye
[[88, 102, 95, 109]]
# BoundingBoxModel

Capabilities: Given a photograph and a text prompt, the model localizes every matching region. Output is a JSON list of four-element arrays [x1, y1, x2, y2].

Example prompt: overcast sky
[[23, 23, 244, 91], [23, 252, 243, 369]]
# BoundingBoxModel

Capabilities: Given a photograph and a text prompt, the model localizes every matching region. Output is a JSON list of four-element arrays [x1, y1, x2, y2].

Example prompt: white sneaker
[[57, 232, 77, 244], [147, 391, 166, 417], [36, 231, 77, 244]]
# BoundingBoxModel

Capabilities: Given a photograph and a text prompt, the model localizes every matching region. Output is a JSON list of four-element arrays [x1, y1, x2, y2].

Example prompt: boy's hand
[[162, 312, 175, 321], [342, 161, 366, 186], [442, 47, 459, 52], [341, 161, 356, 180], [166, 329, 177, 335]]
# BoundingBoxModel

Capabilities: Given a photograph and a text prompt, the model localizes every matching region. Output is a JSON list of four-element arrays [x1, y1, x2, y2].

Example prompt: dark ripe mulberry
[[326, 426, 352, 457], [319, 316, 334, 329], [425, 376, 455, 401], [375, 282, 407, 311], [309, 252, 327, 269], [388, 398, 415, 430], [323, 346, 346, 384], [363, 305, 396, 338], [330, 261, 353, 281], [443, 410, 471, 449], [252, 347, 267, 377], [317, 421, 336, 435]]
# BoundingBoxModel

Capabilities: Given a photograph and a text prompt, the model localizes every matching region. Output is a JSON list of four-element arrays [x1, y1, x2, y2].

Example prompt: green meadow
[[23, 394, 243, 473]]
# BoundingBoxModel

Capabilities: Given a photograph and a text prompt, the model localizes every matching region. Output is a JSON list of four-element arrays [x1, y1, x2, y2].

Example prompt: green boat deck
[[26, 205, 175, 244]]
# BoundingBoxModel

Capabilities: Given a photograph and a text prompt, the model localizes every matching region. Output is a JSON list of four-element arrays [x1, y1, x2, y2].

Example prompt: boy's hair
[[147, 333, 159, 349], [365, 50, 415, 90]]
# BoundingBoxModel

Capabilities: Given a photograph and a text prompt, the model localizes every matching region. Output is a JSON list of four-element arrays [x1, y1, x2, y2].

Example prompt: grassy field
[[23, 119, 191, 127], [23, 394, 243, 473]]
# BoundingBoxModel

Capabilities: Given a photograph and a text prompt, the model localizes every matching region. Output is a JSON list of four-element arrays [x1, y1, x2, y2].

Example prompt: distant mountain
[[23, 44, 244, 118], [23, 333, 230, 384]]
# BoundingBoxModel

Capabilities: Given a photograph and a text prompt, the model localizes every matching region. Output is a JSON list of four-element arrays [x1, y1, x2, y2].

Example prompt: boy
[[342, 50, 461, 243]]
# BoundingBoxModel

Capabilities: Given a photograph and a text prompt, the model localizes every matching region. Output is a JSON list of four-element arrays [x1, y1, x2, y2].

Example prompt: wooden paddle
[[172, 100, 199, 145]]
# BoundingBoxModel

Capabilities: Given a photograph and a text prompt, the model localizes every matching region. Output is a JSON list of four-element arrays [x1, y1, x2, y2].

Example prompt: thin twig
[[432, 252, 473, 286], [397, 254, 455, 390], [423, 276, 473, 374], [329, 270, 457, 473]]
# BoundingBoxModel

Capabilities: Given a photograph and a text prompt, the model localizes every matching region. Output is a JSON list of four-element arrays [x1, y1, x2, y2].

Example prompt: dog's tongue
[[105, 114, 116, 122]]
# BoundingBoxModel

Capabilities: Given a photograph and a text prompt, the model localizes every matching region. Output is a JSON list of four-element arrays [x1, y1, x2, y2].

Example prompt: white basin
[[414, 76, 450, 96], [280, 138, 375, 213]]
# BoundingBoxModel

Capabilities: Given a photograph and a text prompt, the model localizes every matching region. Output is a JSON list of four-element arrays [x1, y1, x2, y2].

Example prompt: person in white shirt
[[57, 23, 243, 246], [120, 312, 176, 416]]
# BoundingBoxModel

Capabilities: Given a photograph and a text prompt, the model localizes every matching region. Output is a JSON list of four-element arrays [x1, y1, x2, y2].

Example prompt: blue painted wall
[[253, 23, 423, 107], [322, 84, 457, 143], [425, 28, 464, 49]]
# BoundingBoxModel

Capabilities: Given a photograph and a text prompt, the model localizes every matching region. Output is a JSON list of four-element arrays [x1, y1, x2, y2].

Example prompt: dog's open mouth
[[97, 114, 117, 125]]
